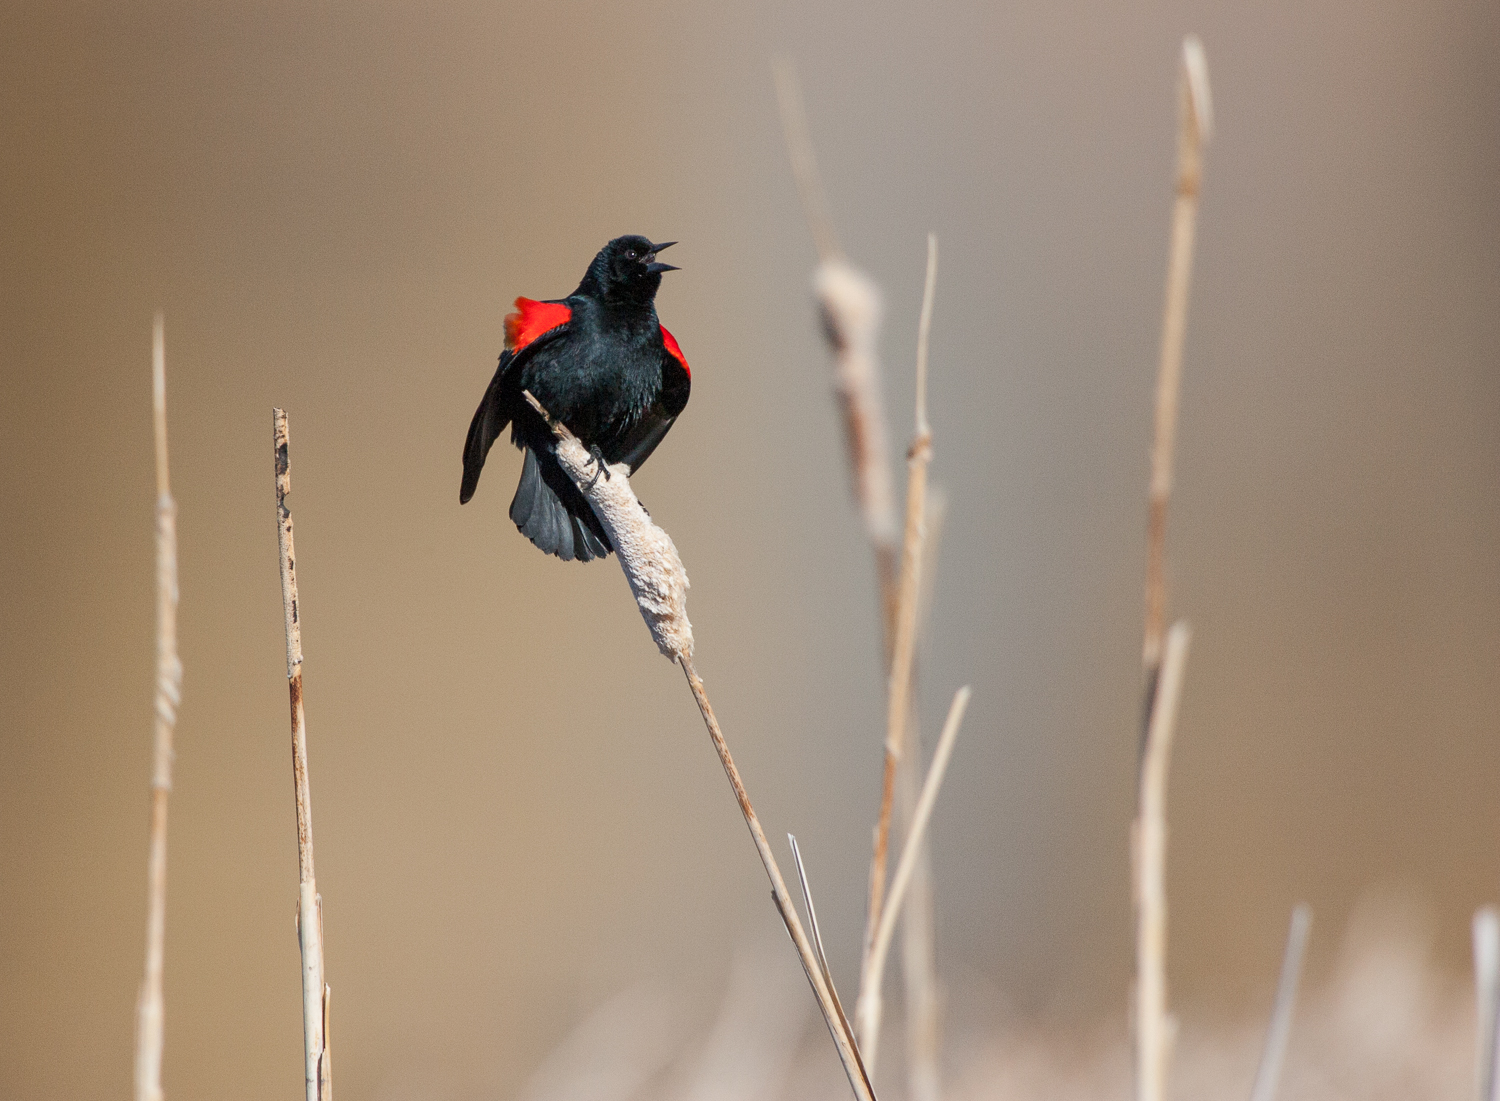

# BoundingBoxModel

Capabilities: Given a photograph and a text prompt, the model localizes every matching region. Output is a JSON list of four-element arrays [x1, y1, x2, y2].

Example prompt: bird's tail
[[509, 446, 613, 562]]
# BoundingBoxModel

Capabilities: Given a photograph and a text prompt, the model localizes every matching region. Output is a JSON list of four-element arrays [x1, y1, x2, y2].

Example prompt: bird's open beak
[[646, 240, 679, 273]]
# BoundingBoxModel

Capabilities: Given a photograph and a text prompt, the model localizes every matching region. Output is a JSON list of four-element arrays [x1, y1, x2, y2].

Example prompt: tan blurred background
[[2, 0, 1497, 1097]]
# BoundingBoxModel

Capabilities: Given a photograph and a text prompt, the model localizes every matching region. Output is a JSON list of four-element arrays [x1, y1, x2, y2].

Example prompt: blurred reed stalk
[[771, 57, 840, 272], [1474, 908, 1500, 1101], [1133, 621, 1190, 1101], [857, 685, 970, 1071], [135, 315, 181, 1101], [773, 58, 900, 637], [273, 409, 333, 1101], [900, 489, 949, 1101], [1248, 904, 1312, 1101], [1132, 38, 1209, 1101], [775, 64, 953, 1086], [896, 754, 941, 1101], [522, 391, 875, 1101], [857, 235, 940, 1063], [1142, 35, 1211, 727]]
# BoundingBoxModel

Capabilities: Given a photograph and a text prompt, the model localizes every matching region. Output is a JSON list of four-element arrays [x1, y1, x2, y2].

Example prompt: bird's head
[[586, 235, 678, 306]]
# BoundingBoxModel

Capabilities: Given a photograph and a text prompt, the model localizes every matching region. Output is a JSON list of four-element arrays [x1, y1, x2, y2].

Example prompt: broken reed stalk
[[787, 835, 841, 1005], [786, 833, 872, 1101], [856, 684, 970, 1071], [1131, 38, 1209, 1101], [135, 314, 181, 1101], [858, 234, 938, 1057], [774, 59, 901, 635], [1133, 621, 1191, 1101], [1474, 908, 1500, 1101], [1142, 35, 1211, 719], [522, 391, 873, 1101], [1248, 904, 1312, 1101], [273, 409, 332, 1101]]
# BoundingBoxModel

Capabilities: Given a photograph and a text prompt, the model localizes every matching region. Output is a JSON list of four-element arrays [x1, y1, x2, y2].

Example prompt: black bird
[[460, 235, 691, 562]]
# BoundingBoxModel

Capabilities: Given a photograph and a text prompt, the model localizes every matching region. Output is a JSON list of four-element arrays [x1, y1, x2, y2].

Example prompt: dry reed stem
[[788, 835, 837, 986], [524, 394, 873, 1101], [273, 409, 332, 1101], [1133, 39, 1206, 1101], [681, 658, 875, 1101], [774, 59, 900, 633], [860, 236, 937, 1046], [1133, 621, 1191, 1101], [775, 65, 947, 1092], [1249, 904, 1312, 1101], [898, 779, 942, 1101], [901, 489, 949, 1101], [856, 685, 970, 1069], [1142, 36, 1211, 702], [135, 314, 180, 1101], [788, 834, 865, 1078], [771, 58, 841, 265], [1474, 908, 1500, 1101]]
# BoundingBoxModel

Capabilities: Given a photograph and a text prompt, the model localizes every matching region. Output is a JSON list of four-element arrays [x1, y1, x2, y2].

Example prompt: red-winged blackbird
[[460, 235, 691, 562]]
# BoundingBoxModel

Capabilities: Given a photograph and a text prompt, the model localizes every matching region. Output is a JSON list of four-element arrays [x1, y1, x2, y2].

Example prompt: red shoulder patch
[[504, 298, 571, 352], [660, 325, 690, 379]]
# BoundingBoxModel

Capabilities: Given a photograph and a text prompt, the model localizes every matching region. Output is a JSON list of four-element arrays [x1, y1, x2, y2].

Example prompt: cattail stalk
[[135, 315, 181, 1101], [771, 58, 841, 267], [775, 61, 951, 1092], [1143, 36, 1211, 714], [523, 393, 874, 1101], [1133, 38, 1209, 1101], [855, 684, 969, 1069], [273, 409, 332, 1101], [1133, 621, 1191, 1101], [901, 490, 949, 1101], [858, 236, 937, 1058], [681, 658, 874, 1101], [774, 59, 901, 635]]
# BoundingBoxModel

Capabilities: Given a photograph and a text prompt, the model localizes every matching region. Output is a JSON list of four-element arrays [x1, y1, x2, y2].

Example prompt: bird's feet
[[584, 444, 613, 491]]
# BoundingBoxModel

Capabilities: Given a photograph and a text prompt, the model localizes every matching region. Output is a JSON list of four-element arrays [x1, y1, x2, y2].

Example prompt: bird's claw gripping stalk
[[584, 444, 613, 491]]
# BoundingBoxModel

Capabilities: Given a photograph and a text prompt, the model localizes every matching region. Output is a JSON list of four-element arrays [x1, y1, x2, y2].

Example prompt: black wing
[[459, 324, 570, 504], [613, 351, 691, 474]]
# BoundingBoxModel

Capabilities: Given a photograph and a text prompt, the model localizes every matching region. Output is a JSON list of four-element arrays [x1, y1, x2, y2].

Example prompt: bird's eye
[[624, 249, 639, 261]]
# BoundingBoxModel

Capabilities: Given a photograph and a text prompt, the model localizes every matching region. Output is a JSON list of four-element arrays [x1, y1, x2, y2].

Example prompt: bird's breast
[[523, 324, 661, 445]]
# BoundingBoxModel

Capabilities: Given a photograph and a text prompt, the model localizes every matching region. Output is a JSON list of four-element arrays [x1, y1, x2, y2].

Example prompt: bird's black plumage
[[460, 235, 691, 562]]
